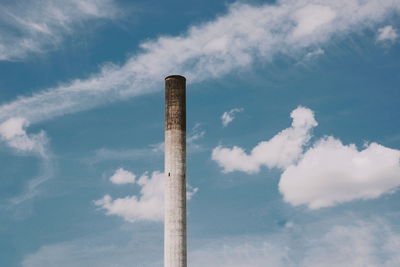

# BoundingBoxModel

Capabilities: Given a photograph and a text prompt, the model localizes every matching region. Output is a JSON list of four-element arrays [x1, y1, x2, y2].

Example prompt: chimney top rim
[[165, 75, 186, 81]]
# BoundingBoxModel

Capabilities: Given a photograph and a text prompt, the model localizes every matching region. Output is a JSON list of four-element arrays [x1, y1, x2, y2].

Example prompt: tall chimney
[[164, 75, 187, 267]]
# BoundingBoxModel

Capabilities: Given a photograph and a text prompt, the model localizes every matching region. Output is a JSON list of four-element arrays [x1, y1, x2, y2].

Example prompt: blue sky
[[0, 0, 400, 266]]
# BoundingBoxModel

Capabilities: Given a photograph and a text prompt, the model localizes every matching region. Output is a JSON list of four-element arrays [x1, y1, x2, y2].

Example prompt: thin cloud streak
[[0, 117, 53, 205], [84, 146, 163, 165], [9, 157, 54, 205], [1, 0, 399, 125], [0, 0, 120, 61], [221, 108, 243, 127], [85, 124, 206, 164]]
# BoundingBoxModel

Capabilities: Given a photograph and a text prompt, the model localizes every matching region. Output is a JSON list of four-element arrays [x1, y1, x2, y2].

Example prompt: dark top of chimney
[[165, 75, 186, 81]]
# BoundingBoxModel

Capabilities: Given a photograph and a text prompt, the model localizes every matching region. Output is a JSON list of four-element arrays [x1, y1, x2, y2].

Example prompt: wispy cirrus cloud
[[1, 0, 399, 125], [84, 145, 163, 165], [190, 219, 400, 267], [21, 217, 400, 267], [0, 117, 53, 205], [221, 108, 243, 127], [0, 0, 120, 61], [85, 123, 206, 164]]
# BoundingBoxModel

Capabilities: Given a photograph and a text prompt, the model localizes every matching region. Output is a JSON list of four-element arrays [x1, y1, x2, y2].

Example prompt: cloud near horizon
[[212, 107, 400, 209], [21, 217, 400, 267], [190, 219, 400, 267], [0, 0, 399, 125]]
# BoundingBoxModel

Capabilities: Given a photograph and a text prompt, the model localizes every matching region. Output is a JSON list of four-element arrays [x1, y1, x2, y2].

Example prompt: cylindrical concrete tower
[[164, 75, 187, 267]]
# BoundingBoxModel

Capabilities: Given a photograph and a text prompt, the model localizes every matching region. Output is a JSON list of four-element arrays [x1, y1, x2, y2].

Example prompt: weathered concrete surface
[[164, 75, 187, 267]]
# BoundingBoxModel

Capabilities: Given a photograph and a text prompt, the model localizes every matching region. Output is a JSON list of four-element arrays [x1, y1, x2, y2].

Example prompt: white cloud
[[292, 5, 336, 38], [9, 158, 54, 206], [187, 185, 199, 200], [190, 219, 400, 267], [84, 124, 205, 165], [21, 223, 163, 267], [212, 107, 400, 209], [301, 220, 400, 266], [212, 106, 317, 173], [187, 123, 207, 152], [109, 168, 136, 184], [188, 123, 206, 142], [21, 216, 400, 267], [95, 171, 198, 222], [0, 117, 47, 156], [377, 25, 398, 42], [221, 108, 243, 127], [190, 239, 287, 267], [0, 0, 119, 61], [279, 137, 400, 209], [0, 117, 53, 205], [95, 171, 165, 222], [84, 143, 164, 165], [301, 48, 325, 62], [1, 0, 399, 125]]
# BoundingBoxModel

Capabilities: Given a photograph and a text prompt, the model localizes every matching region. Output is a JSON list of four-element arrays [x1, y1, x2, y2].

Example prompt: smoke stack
[[164, 75, 187, 267]]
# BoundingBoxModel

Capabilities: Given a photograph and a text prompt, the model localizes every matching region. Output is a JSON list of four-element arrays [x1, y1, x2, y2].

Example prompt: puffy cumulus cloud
[[0, 0, 120, 61], [212, 107, 400, 209], [0, 117, 48, 155], [221, 108, 243, 127], [1, 0, 400, 124], [279, 137, 400, 209], [95, 172, 164, 222], [212, 106, 317, 173], [95, 171, 198, 222], [377, 25, 398, 42], [109, 168, 136, 184]]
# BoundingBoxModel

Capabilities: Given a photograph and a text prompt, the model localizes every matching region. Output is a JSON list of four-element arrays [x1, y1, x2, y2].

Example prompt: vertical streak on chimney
[[164, 75, 187, 267]]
